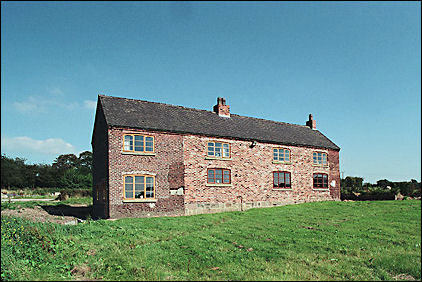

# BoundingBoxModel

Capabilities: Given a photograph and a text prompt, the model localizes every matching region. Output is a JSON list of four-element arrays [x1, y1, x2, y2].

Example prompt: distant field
[[1, 200, 421, 281]]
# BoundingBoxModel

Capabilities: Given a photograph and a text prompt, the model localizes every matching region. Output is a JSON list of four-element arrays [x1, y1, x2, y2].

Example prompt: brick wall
[[107, 128, 185, 218], [183, 135, 340, 215], [104, 127, 340, 218]]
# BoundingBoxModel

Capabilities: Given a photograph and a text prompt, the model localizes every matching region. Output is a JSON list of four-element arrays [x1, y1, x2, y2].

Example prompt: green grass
[[1, 197, 93, 211], [1, 200, 421, 281]]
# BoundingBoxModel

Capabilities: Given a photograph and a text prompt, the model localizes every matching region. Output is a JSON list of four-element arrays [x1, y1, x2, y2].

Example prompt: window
[[207, 142, 230, 158], [123, 134, 154, 153], [313, 173, 328, 189], [124, 175, 155, 200], [273, 148, 291, 162], [273, 171, 291, 189], [313, 152, 327, 166], [207, 168, 231, 184]]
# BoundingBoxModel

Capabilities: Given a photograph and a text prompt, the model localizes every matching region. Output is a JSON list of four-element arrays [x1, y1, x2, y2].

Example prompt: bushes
[[341, 177, 421, 201], [341, 193, 395, 201], [59, 168, 92, 189], [1, 152, 93, 190], [58, 189, 92, 199], [2, 187, 92, 197], [341, 187, 396, 201]]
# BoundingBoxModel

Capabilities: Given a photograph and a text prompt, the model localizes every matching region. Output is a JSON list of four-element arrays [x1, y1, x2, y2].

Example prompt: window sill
[[313, 189, 330, 191], [312, 164, 329, 168], [273, 188, 292, 191], [272, 161, 292, 165], [205, 156, 232, 161], [122, 199, 157, 203], [122, 151, 156, 156], [205, 183, 232, 187]]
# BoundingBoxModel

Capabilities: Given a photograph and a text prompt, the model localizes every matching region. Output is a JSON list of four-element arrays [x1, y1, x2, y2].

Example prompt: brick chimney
[[213, 97, 230, 117], [306, 114, 316, 129]]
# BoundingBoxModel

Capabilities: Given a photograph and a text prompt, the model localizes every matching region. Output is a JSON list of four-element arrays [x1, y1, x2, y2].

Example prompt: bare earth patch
[[1, 204, 91, 224], [393, 274, 417, 281]]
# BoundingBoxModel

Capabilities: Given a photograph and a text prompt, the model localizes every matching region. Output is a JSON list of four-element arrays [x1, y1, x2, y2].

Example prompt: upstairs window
[[124, 175, 155, 200], [207, 142, 230, 158], [207, 168, 231, 184], [123, 134, 154, 153], [273, 171, 291, 189], [313, 173, 328, 189], [313, 152, 327, 166], [273, 148, 291, 162]]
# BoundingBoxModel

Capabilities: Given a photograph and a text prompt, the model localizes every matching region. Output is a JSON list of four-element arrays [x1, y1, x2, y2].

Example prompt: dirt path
[[1, 198, 56, 202]]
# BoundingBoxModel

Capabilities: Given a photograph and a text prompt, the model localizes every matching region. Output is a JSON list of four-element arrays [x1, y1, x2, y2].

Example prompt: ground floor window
[[273, 171, 291, 188], [313, 173, 328, 189], [123, 175, 155, 199], [207, 168, 231, 184]]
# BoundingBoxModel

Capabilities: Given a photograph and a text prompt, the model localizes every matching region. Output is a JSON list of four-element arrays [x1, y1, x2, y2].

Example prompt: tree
[[35, 164, 58, 188], [23, 164, 37, 189], [52, 154, 78, 172], [1, 155, 26, 189], [341, 176, 363, 193], [60, 167, 92, 189], [376, 179, 391, 189], [77, 151, 92, 175]]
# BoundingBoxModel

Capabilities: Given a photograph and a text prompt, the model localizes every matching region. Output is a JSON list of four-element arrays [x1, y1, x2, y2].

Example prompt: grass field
[[1, 200, 420, 281]]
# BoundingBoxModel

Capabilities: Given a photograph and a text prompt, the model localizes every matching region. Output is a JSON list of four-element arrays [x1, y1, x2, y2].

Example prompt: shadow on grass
[[40, 204, 93, 220]]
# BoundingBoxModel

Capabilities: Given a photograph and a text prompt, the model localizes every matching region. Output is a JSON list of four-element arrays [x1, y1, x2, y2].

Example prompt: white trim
[[205, 183, 233, 187], [122, 171, 157, 176], [122, 151, 156, 156], [205, 156, 233, 161], [273, 188, 293, 191], [122, 199, 157, 203]]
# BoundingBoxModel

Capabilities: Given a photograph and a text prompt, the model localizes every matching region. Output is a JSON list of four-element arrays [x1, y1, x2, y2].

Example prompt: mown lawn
[[1, 200, 421, 281]]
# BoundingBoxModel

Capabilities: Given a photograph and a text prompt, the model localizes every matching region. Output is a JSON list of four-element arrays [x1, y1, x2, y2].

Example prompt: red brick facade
[[94, 126, 340, 218], [106, 128, 185, 218], [183, 135, 340, 215]]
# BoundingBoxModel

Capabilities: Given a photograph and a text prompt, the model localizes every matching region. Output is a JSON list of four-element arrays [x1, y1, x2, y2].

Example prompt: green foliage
[[52, 153, 79, 173], [1, 216, 71, 280], [340, 176, 363, 193], [1, 201, 420, 281], [59, 168, 92, 189], [341, 176, 421, 198], [1, 151, 93, 190], [1, 155, 28, 189], [77, 151, 93, 175]]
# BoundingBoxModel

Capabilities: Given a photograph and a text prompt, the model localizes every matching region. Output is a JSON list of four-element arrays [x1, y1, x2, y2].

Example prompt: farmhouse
[[92, 95, 340, 219]]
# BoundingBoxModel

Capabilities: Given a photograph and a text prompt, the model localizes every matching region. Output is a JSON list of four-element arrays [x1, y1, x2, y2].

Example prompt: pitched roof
[[98, 95, 340, 151]]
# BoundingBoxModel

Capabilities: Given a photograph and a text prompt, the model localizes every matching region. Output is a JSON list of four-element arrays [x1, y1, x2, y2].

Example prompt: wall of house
[[92, 103, 109, 219], [183, 135, 340, 215], [107, 128, 185, 218], [104, 126, 340, 218]]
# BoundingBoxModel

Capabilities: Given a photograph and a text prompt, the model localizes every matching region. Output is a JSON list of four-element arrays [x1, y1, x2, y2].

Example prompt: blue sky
[[1, 1, 420, 183]]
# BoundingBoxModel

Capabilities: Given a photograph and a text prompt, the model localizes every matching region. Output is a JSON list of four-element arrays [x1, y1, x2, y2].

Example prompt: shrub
[[58, 189, 92, 199]]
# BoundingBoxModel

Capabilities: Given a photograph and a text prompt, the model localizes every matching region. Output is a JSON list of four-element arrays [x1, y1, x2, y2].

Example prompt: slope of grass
[[1, 200, 421, 281]]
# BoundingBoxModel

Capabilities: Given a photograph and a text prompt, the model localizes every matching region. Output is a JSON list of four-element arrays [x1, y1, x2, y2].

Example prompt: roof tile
[[99, 95, 340, 151]]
